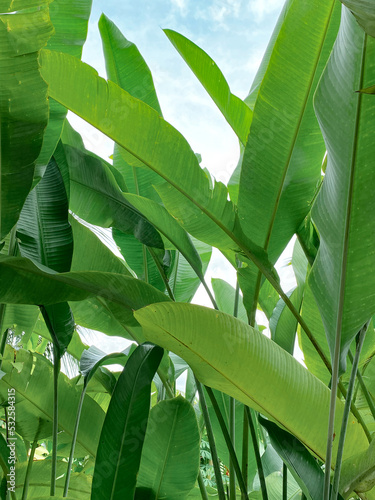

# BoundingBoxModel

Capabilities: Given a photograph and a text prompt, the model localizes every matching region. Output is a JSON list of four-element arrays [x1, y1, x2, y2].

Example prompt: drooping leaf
[[80, 345, 131, 386], [135, 303, 368, 466], [57, 122, 164, 250], [91, 343, 163, 500], [136, 396, 200, 498], [309, 7, 375, 371], [0, 255, 171, 328], [164, 29, 252, 145], [0, 1, 53, 239], [17, 157, 74, 356], [211, 278, 248, 323]]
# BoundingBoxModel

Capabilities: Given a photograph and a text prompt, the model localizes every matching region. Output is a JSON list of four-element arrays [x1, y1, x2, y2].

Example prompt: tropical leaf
[[236, 0, 340, 318], [99, 13, 165, 203], [0, 346, 104, 456], [17, 157, 74, 356], [38, 49, 273, 278], [135, 303, 368, 466], [211, 278, 248, 323], [57, 122, 164, 249], [136, 396, 200, 498], [339, 0, 375, 37], [34, 0, 92, 183], [164, 29, 252, 144], [91, 343, 163, 500], [309, 7, 375, 371], [0, 255, 170, 328], [0, 1, 53, 239], [259, 417, 344, 500]]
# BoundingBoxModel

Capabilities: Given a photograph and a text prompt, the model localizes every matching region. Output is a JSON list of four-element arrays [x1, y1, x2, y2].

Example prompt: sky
[[70, 0, 298, 355]]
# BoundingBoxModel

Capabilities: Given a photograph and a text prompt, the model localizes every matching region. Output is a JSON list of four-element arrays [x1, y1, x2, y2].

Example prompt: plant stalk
[[50, 344, 60, 497], [241, 407, 249, 499], [348, 349, 375, 421], [198, 470, 210, 500], [148, 247, 175, 300], [245, 407, 268, 500], [282, 463, 287, 500], [331, 322, 368, 500], [205, 387, 249, 499], [21, 430, 40, 500], [63, 383, 87, 497], [195, 377, 226, 500]]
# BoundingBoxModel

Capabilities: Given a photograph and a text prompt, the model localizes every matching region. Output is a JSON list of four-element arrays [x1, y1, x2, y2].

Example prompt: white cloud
[[249, 0, 285, 22], [170, 0, 189, 16]]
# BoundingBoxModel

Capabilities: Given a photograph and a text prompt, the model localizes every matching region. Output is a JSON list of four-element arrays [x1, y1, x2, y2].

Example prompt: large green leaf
[[339, 0, 375, 37], [164, 29, 252, 145], [0, 1, 53, 239], [259, 417, 344, 500], [135, 303, 368, 466], [0, 346, 104, 456], [17, 157, 74, 356], [136, 396, 200, 498], [99, 13, 165, 209], [34, 0, 92, 182], [57, 122, 164, 249], [309, 7, 375, 371], [15, 460, 91, 499], [122, 194, 203, 280], [236, 0, 340, 317], [0, 255, 170, 328], [91, 343, 163, 500], [38, 49, 272, 272], [211, 278, 248, 323]]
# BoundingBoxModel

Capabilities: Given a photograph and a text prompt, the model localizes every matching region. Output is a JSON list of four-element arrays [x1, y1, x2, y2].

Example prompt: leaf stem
[[348, 349, 375, 421], [63, 383, 87, 497], [195, 377, 226, 500], [51, 344, 60, 497], [198, 470, 210, 500], [282, 463, 287, 500], [205, 387, 249, 499], [241, 407, 249, 499], [21, 425, 41, 500], [331, 322, 369, 499], [148, 247, 175, 301], [245, 407, 268, 500]]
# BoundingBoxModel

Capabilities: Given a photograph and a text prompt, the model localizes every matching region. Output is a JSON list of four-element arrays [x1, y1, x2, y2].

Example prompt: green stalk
[[198, 470, 210, 500], [205, 387, 249, 499], [21, 424, 41, 500], [229, 279, 240, 499], [282, 463, 287, 500], [348, 349, 375, 420], [201, 278, 219, 310], [63, 383, 87, 497], [331, 322, 368, 499], [337, 380, 370, 441], [195, 378, 226, 500], [50, 344, 60, 497], [0, 329, 9, 371], [245, 407, 268, 500], [241, 407, 249, 499]]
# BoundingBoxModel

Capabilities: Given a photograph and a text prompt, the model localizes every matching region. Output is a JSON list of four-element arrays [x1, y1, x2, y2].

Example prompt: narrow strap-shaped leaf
[[91, 343, 163, 500], [0, 1, 53, 238], [134, 303, 368, 466], [164, 29, 252, 145]]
